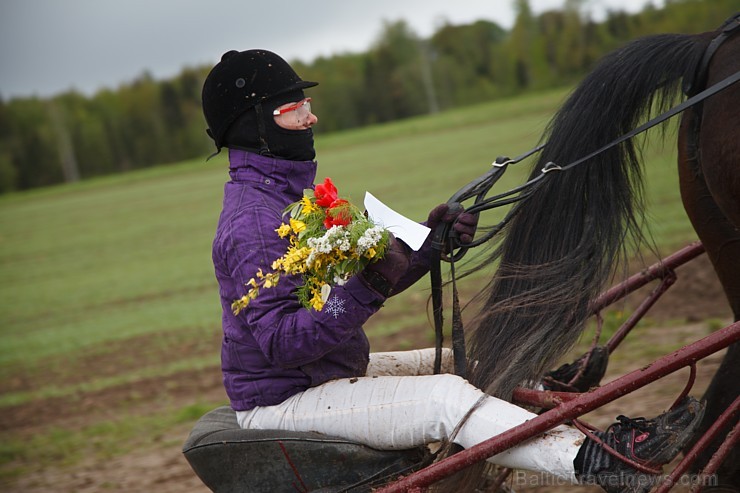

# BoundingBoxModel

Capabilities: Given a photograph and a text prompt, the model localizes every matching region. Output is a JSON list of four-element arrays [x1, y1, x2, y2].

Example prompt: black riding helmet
[[202, 49, 318, 156]]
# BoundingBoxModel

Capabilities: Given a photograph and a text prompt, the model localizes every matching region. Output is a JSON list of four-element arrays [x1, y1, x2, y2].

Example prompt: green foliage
[[1, 0, 735, 193]]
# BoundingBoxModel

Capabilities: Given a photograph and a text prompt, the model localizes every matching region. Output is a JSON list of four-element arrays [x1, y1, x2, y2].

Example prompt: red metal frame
[[377, 241, 739, 492]]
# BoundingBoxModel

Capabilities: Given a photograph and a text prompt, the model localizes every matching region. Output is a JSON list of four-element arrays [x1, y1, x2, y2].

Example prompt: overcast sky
[[0, 0, 662, 99]]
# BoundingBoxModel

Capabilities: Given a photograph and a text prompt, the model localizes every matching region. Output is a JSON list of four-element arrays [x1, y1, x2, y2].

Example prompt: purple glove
[[427, 203, 478, 244], [361, 235, 410, 297]]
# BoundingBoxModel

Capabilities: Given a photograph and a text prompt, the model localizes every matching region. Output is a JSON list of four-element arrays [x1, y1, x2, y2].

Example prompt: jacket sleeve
[[222, 204, 385, 368]]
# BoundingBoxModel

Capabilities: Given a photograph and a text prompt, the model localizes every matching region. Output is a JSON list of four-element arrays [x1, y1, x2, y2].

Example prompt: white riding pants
[[236, 348, 584, 482]]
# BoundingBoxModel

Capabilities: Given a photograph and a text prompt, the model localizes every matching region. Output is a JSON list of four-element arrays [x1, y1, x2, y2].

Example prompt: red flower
[[314, 177, 338, 208], [323, 199, 351, 228]]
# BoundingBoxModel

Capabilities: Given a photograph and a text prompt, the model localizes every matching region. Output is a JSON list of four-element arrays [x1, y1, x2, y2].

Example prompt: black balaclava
[[224, 89, 316, 162]]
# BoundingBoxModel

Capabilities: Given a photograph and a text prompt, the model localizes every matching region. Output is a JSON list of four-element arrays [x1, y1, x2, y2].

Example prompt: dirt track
[[3, 254, 734, 493]]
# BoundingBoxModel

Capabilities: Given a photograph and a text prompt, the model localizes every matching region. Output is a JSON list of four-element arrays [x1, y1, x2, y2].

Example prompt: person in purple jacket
[[202, 49, 704, 492]]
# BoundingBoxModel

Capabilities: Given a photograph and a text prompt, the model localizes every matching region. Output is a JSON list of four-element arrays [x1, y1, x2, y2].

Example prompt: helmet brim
[[268, 80, 318, 101]]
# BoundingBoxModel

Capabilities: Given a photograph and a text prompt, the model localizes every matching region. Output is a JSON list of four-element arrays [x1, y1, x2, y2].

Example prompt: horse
[[464, 14, 740, 488]]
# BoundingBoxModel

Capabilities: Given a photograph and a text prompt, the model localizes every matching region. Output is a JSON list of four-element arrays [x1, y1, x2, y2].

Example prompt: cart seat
[[182, 406, 429, 493]]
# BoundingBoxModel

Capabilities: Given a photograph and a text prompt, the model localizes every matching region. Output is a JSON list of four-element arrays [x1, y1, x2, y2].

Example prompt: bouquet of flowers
[[232, 177, 390, 313]]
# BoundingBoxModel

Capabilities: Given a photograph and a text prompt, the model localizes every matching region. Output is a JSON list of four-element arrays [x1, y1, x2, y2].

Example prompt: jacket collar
[[228, 149, 317, 198]]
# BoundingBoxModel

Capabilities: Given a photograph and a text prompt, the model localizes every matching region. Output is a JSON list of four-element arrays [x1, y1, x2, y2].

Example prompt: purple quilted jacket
[[213, 149, 433, 411]]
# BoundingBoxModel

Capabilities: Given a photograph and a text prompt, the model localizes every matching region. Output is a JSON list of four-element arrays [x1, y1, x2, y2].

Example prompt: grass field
[[0, 87, 714, 489]]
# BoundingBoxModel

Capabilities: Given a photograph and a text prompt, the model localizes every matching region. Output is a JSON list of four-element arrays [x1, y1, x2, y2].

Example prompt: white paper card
[[364, 192, 431, 251]]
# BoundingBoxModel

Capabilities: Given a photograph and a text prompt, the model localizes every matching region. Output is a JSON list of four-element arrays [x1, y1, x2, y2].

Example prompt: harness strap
[[430, 150, 535, 376], [683, 12, 740, 176], [431, 234, 469, 377], [683, 13, 740, 97], [430, 248, 444, 374], [449, 254, 468, 378]]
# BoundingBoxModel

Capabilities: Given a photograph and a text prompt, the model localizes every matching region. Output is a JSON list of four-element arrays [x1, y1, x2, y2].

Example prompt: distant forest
[[0, 0, 736, 193]]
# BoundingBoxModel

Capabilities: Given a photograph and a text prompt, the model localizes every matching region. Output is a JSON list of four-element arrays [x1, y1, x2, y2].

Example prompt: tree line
[[0, 0, 735, 193]]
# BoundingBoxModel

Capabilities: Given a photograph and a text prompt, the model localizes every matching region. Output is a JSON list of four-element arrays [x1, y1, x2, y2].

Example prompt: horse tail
[[466, 32, 710, 400]]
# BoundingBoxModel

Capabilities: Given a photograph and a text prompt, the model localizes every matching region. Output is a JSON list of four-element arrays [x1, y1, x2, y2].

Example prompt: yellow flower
[[276, 223, 291, 238], [287, 246, 304, 261], [311, 254, 323, 270], [290, 218, 306, 234], [365, 247, 377, 259], [232, 296, 249, 315], [300, 196, 315, 214], [310, 291, 324, 311]]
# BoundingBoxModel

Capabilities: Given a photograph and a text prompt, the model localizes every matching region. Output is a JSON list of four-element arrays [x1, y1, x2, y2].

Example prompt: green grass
[[0, 90, 573, 375], [0, 87, 698, 478]]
